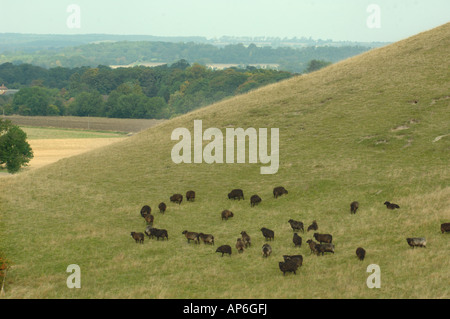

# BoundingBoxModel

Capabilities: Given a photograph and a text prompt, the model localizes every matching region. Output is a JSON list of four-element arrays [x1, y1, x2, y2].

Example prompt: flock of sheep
[[130, 186, 450, 276]]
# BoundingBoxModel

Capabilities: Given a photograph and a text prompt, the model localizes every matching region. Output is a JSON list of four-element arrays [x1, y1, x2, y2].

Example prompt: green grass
[[0, 23, 449, 299], [20, 126, 127, 139]]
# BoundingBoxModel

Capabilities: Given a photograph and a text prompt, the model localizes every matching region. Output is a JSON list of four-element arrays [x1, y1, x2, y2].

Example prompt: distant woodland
[[0, 60, 295, 119]]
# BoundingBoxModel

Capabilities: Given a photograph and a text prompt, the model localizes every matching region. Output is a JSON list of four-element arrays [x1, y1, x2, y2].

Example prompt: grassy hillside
[[0, 23, 449, 299]]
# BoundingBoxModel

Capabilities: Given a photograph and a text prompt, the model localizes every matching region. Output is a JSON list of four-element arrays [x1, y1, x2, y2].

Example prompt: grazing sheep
[[306, 239, 319, 255], [293, 233, 302, 247], [406, 237, 427, 248], [236, 238, 245, 253], [288, 219, 304, 232], [241, 231, 251, 248], [384, 201, 400, 209], [260, 227, 275, 241], [356, 247, 366, 261], [158, 202, 167, 214], [316, 243, 335, 255], [145, 226, 168, 241], [278, 260, 299, 276], [283, 255, 303, 267], [170, 193, 183, 205], [273, 186, 288, 198], [314, 233, 333, 244], [182, 230, 199, 244], [440, 223, 450, 233], [228, 189, 244, 200], [140, 205, 151, 217], [221, 210, 234, 221], [186, 190, 196, 202], [350, 201, 359, 214], [144, 213, 154, 225], [262, 244, 272, 257], [216, 245, 232, 257], [197, 233, 215, 245], [130, 232, 144, 244], [250, 195, 262, 207], [307, 220, 318, 232]]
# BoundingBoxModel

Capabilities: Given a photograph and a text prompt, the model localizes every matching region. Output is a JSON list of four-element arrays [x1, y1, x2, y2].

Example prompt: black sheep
[[307, 220, 318, 232], [384, 201, 400, 209], [313, 232, 332, 244], [273, 186, 288, 198], [235, 238, 245, 253], [182, 230, 200, 244], [158, 202, 167, 214], [241, 231, 251, 248], [441, 223, 450, 233], [250, 195, 262, 207], [228, 189, 244, 200], [278, 260, 299, 276], [288, 219, 304, 232], [186, 190, 196, 202], [262, 244, 272, 257], [356, 247, 366, 261], [283, 255, 303, 267], [221, 210, 234, 221], [260, 227, 274, 241], [170, 193, 183, 205], [216, 245, 232, 257], [140, 205, 151, 218], [293, 233, 302, 247], [130, 232, 144, 244], [350, 201, 359, 214]]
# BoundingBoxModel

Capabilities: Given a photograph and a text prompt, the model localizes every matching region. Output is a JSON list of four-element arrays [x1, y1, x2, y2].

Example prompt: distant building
[[0, 84, 7, 95]]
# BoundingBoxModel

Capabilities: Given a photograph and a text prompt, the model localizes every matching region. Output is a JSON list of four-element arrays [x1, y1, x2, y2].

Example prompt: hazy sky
[[1, 0, 449, 42]]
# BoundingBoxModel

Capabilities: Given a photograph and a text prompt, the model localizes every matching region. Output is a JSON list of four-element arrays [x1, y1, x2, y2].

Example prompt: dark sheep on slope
[[158, 202, 167, 214], [306, 239, 319, 255], [307, 220, 318, 232], [250, 194, 262, 207], [260, 227, 275, 241], [293, 233, 302, 247], [145, 226, 168, 241], [356, 247, 366, 261], [140, 205, 151, 218], [406, 237, 427, 248], [241, 231, 251, 248], [221, 210, 234, 221], [350, 201, 359, 214], [283, 255, 303, 267], [186, 190, 196, 202], [262, 244, 272, 258], [440, 223, 450, 233], [228, 189, 244, 200], [273, 186, 288, 198], [144, 213, 154, 225], [197, 233, 215, 245], [384, 201, 400, 209], [130, 232, 144, 244], [216, 245, 232, 257], [236, 238, 245, 253], [170, 193, 183, 205], [288, 219, 304, 232], [182, 230, 200, 244], [278, 260, 299, 276], [316, 243, 335, 255], [314, 232, 333, 244]]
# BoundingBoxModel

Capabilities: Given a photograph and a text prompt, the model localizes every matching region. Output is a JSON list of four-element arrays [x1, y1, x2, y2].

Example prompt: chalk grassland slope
[[0, 23, 449, 298]]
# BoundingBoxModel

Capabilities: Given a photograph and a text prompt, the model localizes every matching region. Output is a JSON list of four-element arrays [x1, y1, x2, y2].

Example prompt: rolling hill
[[0, 23, 449, 299]]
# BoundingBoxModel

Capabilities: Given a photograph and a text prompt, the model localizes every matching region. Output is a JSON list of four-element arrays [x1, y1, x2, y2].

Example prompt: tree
[[0, 119, 33, 173], [305, 59, 332, 73]]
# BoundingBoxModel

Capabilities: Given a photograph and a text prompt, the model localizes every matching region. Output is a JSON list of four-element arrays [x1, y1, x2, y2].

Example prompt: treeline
[[0, 60, 294, 119], [0, 41, 370, 73]]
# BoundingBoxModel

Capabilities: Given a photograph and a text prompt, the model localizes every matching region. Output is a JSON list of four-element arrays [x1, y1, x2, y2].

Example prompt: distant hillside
[[0, 37, 373, 73], [0, 23, 448, 299]]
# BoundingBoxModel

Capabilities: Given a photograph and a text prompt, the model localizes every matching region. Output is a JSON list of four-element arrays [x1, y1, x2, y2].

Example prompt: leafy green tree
[[0, 119, 33, 173], [70, 91, 104, 117], [305, 59, 332, 73]]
